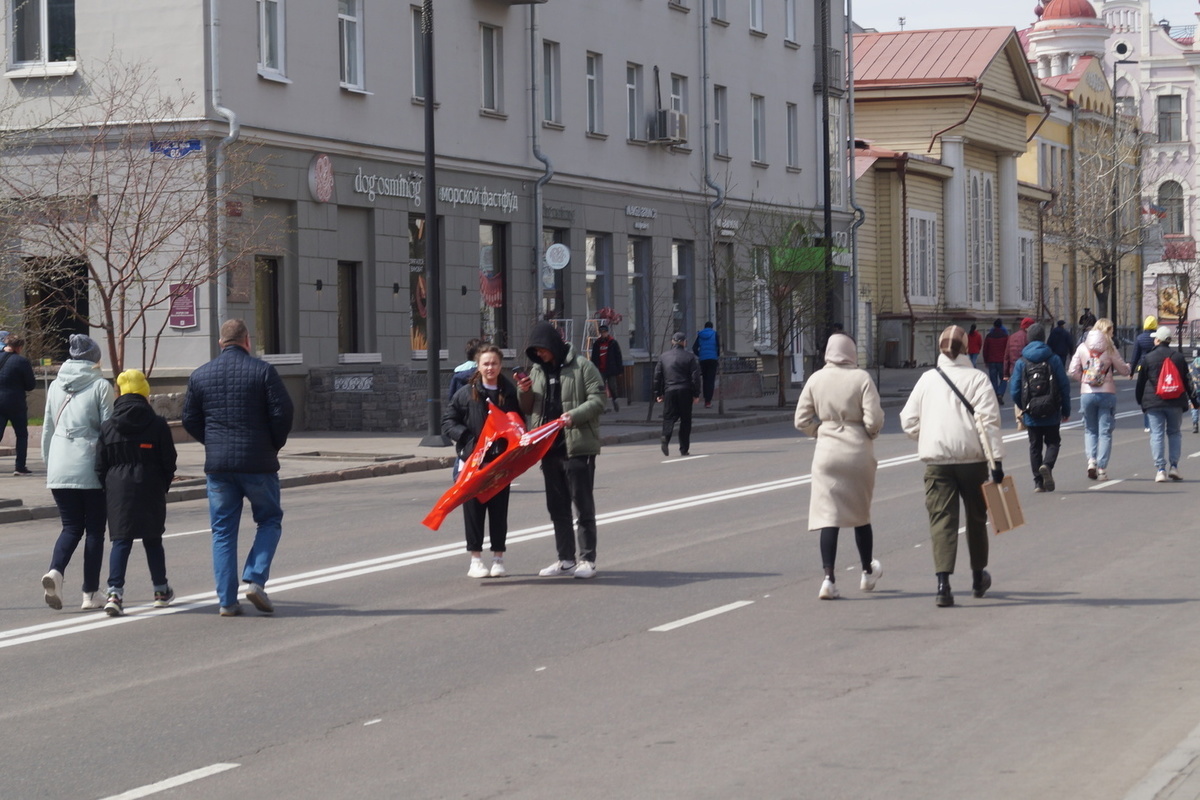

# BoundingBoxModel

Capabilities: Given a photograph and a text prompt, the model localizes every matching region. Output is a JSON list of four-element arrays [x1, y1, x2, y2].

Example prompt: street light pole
[[420, 0, 449, 447], [1108, 59, 1138, 327]]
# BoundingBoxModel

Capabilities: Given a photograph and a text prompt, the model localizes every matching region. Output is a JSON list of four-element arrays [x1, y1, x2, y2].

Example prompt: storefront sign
[[168, 283, 198, 329], [545, 243, 570, 270], [625, 205, 658, 219], [334, 374, 374, 392], [438, 185, 519, 214], [543, 204, 575, 222], [353, 167, 423, 205], [309, 153, 335, 203]]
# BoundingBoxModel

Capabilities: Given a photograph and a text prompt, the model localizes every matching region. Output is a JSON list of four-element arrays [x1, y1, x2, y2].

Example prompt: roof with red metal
[[1039, 54, 1093, 92], [853, 27, 1018, 87], [1040, 0, 1098, 20]]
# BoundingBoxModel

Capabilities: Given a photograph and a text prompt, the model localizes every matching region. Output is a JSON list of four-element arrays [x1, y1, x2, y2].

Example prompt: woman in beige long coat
[[794, 333, 884, 600]]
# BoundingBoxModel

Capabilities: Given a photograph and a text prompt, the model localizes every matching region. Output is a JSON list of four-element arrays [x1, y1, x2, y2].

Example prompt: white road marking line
[[649, 600, 754, 632], [1089, 479, 1124, 489], [663, 455, 710, 464], [364, 719, 381, 726], [163, 528, 210, 539], [1123, 718, 1200, 800], [97, 763, 239, 800], [1189, 452, 1200, 459]]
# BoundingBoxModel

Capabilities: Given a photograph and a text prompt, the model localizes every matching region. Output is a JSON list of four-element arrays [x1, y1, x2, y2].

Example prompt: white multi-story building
[[0, 0, 852, 426]]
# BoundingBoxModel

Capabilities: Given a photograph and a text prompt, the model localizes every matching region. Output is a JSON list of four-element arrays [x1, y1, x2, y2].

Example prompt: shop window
[[541, 229, 567, 320], [585, 233, 612, 315], [479, 223, 508, 347], [255, 256, 281, 355], [337, 260, 360, 354], [627, 237, 651, 351], [672, 241, 694, 337]]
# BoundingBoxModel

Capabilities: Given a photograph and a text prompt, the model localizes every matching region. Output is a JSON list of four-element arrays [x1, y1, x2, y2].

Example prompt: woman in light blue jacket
[[40, 334, 115, 611]]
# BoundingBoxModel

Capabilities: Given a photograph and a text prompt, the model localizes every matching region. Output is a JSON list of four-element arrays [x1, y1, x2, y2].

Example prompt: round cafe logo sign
[[308, 153, 335, 203]]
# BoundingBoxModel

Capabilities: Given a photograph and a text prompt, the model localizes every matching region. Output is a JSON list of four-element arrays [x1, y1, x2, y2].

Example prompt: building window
[[750, 0, 764, 31], [1159, 181, 1185, 235], [714, 85, 728, 156], [543, 40, 561, 124], [752, 94, 766, 163], [10, 0, 75, 66], [542, 229, 567, 319], [411, 6, 425, 99], [827, 98, 844, 206], [479, 223, 508, 347], [907, 211, 938, 304], [672, 241, 694, 337], [24, 257, 88, 362], [711, 0, 726, 21], [627, 237, 651, 350], [1157, 94, 1183, 142], [1018, 233, 1035, 304], [585, 233, 612, 314], [785, 102, 799, 168], [481, 24, 503, 112], [751, 246, 772, 348], [626, 62, 644, 140], [338, 0, 363, 89], [255, 256, 282, 355], [586, 52, 603, 134], [256, 0, 285, 76], [966, 170, 996, 306], [337, 260, 361, 354], [784, 0, 797, 41], [670, 74, 688, 115]]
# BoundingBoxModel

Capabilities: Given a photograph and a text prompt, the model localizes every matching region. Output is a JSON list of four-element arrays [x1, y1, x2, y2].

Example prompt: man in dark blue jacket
[[692, 321, 720, 407], [1011, 323, 1071, 493], [183, 319, 294, 616], [0, 336, 38, 475], [654, 332, 702, 457]]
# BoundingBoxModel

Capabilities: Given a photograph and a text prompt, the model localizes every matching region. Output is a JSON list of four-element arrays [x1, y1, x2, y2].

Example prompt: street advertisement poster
[[168, 283, 198, 329], [410, 214, 427, 351]]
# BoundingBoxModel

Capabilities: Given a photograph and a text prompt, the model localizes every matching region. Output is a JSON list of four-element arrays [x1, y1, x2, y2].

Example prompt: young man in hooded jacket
[[517, 321, 606, 578], [1010, 323, 1071, 493]]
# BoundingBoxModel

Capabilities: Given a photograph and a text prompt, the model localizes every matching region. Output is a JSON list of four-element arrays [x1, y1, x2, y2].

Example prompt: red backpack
[[1156, 356, 1185, 400]]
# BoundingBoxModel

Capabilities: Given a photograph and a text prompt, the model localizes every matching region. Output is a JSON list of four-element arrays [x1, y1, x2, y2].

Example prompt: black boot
[[660, 436, 669, 457], [973, 569, 992, 599], [613, 399, 619, 412], [936, 572, 954, 607]]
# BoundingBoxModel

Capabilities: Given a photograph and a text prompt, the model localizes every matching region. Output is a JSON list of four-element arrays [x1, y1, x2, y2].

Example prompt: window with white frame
[[752, 94, 766, 162], [785, 102, 799, 168], [9, 0, 75, 66], [751, 246, 772, 348], [543, 40, 561, 123], [586, 52, 603, 133], [714, 85, 728, 156], [785, 0, 797, 41], [412, 6, 425, 99], [1157, 94, 1183, 143], [338, 0, 363, 89], [750, 0, 764, 31], [481, 24, 503, 111], [711, 0, 726, 21], [908, 211, 938, 304], [1159, 180, 1185, 235], [626, 62, 644, 140], [257, 0, 285, 76], [670, 74, 687, 115], [966, 170, 996, 306], [1018, 232, 1035, 304]]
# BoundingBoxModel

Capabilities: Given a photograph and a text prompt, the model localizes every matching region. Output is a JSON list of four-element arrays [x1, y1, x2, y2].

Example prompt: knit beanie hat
[[1027, 323, 1047, 343], [68, 334, 101, 363], [1020, 317, 1035, 330], [117, 369, 150, 397], [1144, 315, 1159, 331]]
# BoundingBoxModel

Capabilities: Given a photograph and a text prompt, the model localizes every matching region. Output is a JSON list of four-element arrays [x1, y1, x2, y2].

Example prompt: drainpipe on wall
[[927, 83, 983, 154], [529, 5, 554, 330], [897, 153, 917, 366], [209, 0, 240, 350], [845, 0, 866, 359]]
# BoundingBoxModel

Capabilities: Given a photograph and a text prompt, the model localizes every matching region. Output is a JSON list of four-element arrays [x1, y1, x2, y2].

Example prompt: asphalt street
[[3, 384, 1200, 799]]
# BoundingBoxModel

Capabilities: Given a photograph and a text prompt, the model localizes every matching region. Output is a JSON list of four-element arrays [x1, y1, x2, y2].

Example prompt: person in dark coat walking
[[692, 322, 721, 407], [96, 370, 178, 616], [589, 325, 624, 412], [1047, 320, 1073, 364], [182, 319, 294, 616], [1011, 323, 1071, 493], [981, 319, 1009, 403], [654, 332, 702, 457], [0, 336, 38, 475], [442, 345, 523, 579]]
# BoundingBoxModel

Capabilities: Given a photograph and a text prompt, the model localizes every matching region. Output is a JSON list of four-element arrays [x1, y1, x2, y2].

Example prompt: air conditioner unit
[[653, 109, 688, 144]]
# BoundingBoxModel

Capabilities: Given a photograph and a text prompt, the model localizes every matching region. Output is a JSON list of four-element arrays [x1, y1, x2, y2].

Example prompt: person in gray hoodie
[[40, 334, 115, 611], [1010, 323, 1071, 493]]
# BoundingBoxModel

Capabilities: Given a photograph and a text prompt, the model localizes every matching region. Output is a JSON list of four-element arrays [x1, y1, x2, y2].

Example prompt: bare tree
[[0, 56, 278, 374]]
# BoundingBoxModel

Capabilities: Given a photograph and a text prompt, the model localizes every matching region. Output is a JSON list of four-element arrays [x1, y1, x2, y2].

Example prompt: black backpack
[[1020, 358, 1061, 419]]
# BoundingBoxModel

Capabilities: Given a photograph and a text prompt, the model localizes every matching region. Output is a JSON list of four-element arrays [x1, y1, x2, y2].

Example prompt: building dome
[[1040, 0, 1099, 20]]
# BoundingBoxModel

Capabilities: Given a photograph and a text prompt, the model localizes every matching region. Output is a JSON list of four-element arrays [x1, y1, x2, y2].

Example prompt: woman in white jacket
[[900, 326, 1004, 607], [1067, 320, 1130, 481], [795, 333, 884, 600], [40, 334, 115, 611]]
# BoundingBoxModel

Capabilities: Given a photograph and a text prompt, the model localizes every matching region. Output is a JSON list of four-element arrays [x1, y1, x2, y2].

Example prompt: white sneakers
[[537, 560, 596, 578], [1156, 470, 1169, 483], [468, 559, 490, 579], [1169, 466, 1183, 481], [1087, 460, 1097, 480], [81, 591, 104, 610], [489, 559, 507, 578], [1096, 468, 1108, 481], [41, 569, 63, 610], [819, 578, 839, 600], [860, 560, 883, 592], [573, 561, 597, 579]]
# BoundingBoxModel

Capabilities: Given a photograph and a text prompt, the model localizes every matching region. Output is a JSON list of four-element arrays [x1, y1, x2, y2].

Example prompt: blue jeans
[[49, 488, 107, 593], [987, 363, 1006, 399], [207, 472, 283, 608], [1080, 392, 1117, 469], [1146, 407, 1183, 471]]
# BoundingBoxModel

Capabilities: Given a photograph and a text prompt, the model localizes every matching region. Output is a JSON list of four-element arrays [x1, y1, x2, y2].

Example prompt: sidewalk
[[0, 367, 927, 525]]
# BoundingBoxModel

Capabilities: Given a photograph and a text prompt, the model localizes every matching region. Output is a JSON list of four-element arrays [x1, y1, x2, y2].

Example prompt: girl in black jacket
[[95, 370, 178, 616], [442, 345, 522, 578]]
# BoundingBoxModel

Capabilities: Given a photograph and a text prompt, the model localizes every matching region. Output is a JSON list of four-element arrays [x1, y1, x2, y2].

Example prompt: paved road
[[3, 389, 1200, 799]]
